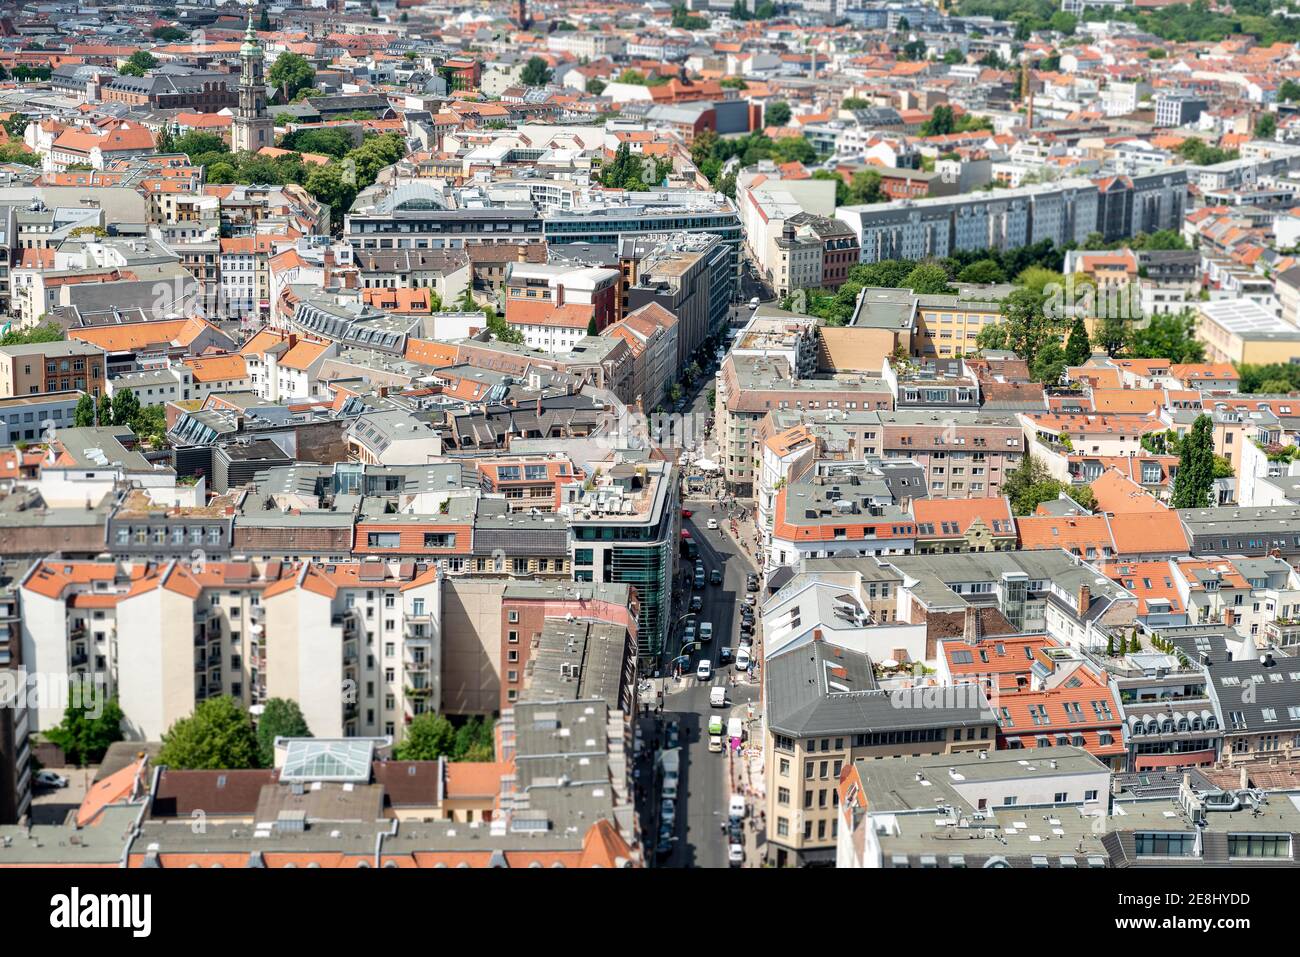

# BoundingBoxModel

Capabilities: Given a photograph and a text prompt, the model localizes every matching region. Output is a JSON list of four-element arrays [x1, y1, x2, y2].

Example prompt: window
[[1228, 834, 1291, 858], [1054, 792, 1068, 803], [423, 532, 456, 548], [777, 787, 790, 805], [777, 817, 789, 837], [367, 532, 401, 548]]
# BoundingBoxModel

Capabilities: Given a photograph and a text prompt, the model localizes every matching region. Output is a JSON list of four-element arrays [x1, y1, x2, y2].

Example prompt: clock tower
[[232, 11, 273, 153]]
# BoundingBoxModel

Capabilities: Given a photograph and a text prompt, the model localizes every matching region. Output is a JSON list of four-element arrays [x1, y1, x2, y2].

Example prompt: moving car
[[707, 518, 719, 530], [709, 569, 722, 585], [661, 799, 677, 827], [709, 715, 725, 736], [746, 574, 760, 593], [689, 595, 703, 612], [710, 685, 726, 708], [708, 734, 724, 753], [699, 621, 713, 643], [681, 509, 693, 519], [666, 722, 681, 750], [684, 622, 696, 645], [35, 771, 68, 789], [718, 646, 733, 665], [696, 659, 712, 681], [693, 569, 705, 589], [749, 296, 760, 309]]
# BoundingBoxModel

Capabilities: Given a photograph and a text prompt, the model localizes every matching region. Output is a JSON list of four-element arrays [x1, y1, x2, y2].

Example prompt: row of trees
[[168, 128, 406, 224], [73, 391, 168, 446], [600, 142, 673, 191], [689, 129, 819, 199]]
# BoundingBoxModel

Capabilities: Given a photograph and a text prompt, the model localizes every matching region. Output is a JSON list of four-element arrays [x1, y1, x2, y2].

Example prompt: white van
[[699, 621, 713, 643], [735, 646, 751, 671], [710, 686, 726, 708], [729, 794, 747, 821]]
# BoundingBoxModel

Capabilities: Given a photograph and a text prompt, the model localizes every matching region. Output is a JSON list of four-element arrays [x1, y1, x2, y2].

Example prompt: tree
[[587, 316, 598, 337], [1049, 10, 1077, 34], [118, 50, 158, 77], [151, 26, 188, 41], [259, 6, 271, 30], [1063, 315, 1091, 367], [1093, 314, 1129, 358], [588, 78, 606, 96], [811, 169, 849, 205], [96, 393, 112, 429], [1171, 414, 1215, 510], [520, 56, 552, 87], [1255, 113, 1277, 141], [1281, 79, 1300, 103], [997, 285, 1062, 368], [841, 96, 870, 110], [1128, 310, 1204, 363], [901, 39, 927, 61], [921, 104, 955, 137], [451, 716, 495, 761], [0, 323, 63, 346], [394, 712, 456, 760], [111, 388, 140, 428], [766, 101, 791, 127], [848, 169, 884, 205], [904, 262, 952, 295], [943, 48, 965, 65], [957, 259, 1006, 284], [1260, 378, 1294, 395], [74, 393, 96, 427], [255, 698, 312, 768], [158, 696, 260, 770], [269, 51, 315, 101], [43, 697, 124, 766], [2, 112, 29, 139], [1029, 338, 1066, 385]]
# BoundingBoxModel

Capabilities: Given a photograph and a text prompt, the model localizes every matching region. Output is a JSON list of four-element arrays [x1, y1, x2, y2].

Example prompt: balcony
[[405, 684, 433, 699]]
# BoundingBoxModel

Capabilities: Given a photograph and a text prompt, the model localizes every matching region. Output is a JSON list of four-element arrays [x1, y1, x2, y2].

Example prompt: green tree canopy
[[765, 101, 791, 126], [255, 698, 312, 768], [1127, 310, 1205, 363], [520, 56, 552, 87], [1170, 414, 1215, 509], [158, 696, 260, 770], [394, 712, 456, 760], [74, 394, 96, 427], [904, 262, 953, 295], [1063, 314, 1091, 367], [44, 696, 124, 766], [118, 50, 158, 77], [957, 259, 1006, 284], [111, 388, 141, 428], [269, 51, 316, 101]]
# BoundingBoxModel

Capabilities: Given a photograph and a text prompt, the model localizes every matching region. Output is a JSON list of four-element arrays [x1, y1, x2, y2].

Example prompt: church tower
[[232, 11, 273, 153]]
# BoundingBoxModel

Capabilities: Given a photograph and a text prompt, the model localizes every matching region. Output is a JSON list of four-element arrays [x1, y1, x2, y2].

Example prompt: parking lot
[[29, 766, 91, 825]]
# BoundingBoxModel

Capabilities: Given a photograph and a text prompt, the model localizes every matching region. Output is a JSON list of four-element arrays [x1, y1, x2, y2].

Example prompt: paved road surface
[[655, 510, 759, 868]]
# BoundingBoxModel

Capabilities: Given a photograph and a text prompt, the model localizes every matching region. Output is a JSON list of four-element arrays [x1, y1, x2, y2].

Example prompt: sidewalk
[[727, 699, 766, 867]]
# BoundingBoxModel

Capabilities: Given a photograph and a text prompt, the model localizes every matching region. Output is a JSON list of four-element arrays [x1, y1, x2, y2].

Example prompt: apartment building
[[880, 411, 1025, 499], [0, 340, 106, 399], [561, 456, 677, 662], [836, 748, 1111, 868], [763, 639, 997, 867]]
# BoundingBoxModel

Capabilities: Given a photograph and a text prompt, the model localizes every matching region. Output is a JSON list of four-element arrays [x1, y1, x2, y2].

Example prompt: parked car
[[749, 296, 760, 309], [746, 574, 760, 592], [740, 619, 754, 636], [689, 595, 703, 612], [666, 722, 681, 750], [706, 518, 719, 530], [696, 659, 712, 681], [710, 568, 722, 585], [735, 646, 751, 671], [718, 646, 733, 665], [693, 569, 706, 589], [34, 771, 68, 789], [681, 509, 693, 519], [728, 843, 744, 866]]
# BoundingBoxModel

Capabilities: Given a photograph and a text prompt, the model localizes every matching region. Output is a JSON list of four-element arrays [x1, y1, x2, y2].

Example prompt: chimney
[[1077, 584, 1090, 617], [812, 629, 824, 642], [287, 334, 298, 350], [1239, 766, 1249, 790], [1224, 608, 1235, 627], [963, 605, 980, 643]]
